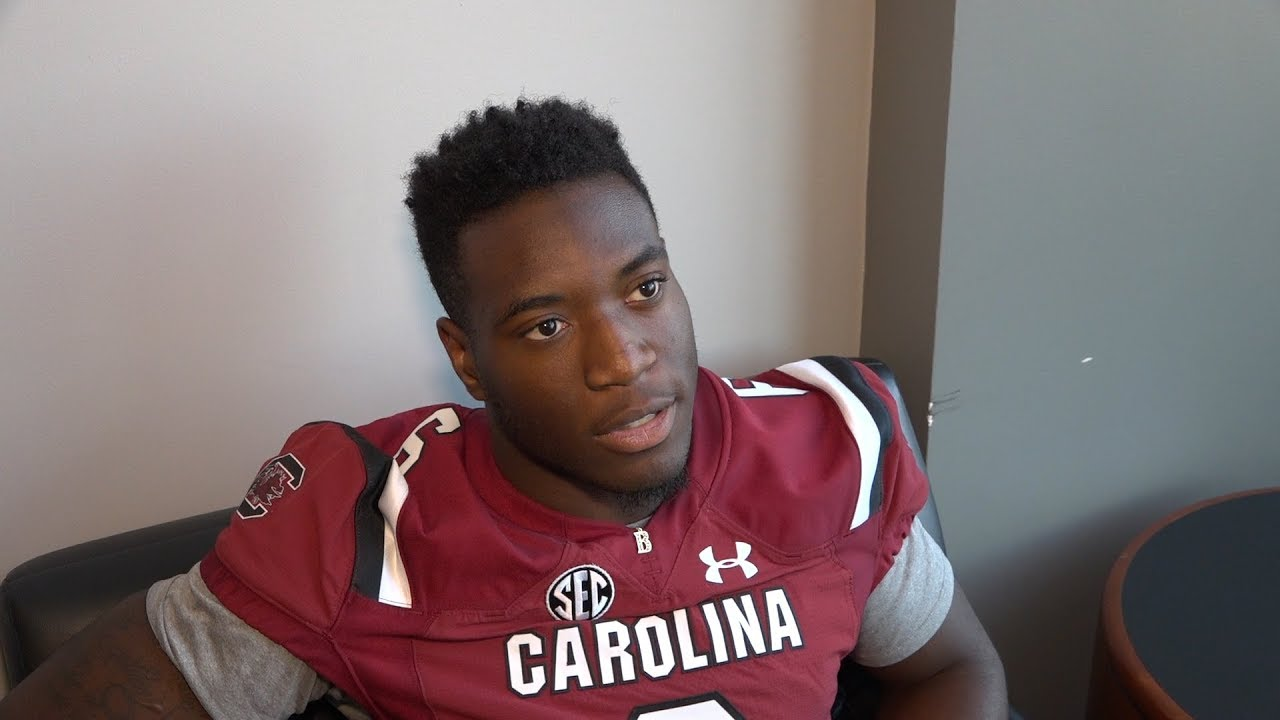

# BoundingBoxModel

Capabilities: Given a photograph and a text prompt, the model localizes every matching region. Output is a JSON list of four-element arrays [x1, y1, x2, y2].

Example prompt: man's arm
[[0, 591, 211, 720], [867, 583, 1007, 719]]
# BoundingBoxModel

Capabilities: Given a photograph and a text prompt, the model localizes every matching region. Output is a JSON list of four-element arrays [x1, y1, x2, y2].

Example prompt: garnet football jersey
[[200, 357, 930, 719]]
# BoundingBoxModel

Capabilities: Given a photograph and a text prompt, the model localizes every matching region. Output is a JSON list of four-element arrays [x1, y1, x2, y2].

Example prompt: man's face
[[439, 173, 699, 519]]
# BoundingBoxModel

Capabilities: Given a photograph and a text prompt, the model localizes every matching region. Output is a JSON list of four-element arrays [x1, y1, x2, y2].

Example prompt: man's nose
[[583, 313, 657, 390]]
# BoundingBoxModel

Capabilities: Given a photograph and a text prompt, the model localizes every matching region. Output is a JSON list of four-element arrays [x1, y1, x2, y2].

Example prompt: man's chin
[[604, 464, 690, 518]]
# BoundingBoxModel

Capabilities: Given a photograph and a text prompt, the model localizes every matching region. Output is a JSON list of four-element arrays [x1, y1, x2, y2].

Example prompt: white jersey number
[[721, 377, 807, 398], [629, 693, 744, 719], [395, 407, 461, 474]]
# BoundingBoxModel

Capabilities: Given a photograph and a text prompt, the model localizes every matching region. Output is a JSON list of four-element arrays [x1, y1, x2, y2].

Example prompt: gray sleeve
[[146, 563, 330, 719], [852, 517, 955, 668]]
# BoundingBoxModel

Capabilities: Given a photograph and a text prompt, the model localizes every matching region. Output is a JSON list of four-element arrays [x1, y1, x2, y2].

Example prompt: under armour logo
[[699, 542, 759, 584]]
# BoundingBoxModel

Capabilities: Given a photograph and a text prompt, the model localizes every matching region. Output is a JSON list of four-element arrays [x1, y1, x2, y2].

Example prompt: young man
[[0, 98, 1006, 718]]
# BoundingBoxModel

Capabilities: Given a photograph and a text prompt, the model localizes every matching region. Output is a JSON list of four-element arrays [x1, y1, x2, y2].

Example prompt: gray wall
[[861, 0, 956, 451], [872, 2, 1280, 717]]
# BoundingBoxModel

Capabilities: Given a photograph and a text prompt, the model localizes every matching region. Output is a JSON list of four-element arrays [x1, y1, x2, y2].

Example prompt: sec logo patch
[[546, 564, 615, 621]]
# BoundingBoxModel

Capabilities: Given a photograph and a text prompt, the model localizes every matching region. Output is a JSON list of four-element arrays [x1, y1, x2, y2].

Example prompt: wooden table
[[1087, 487, 1280, 718]]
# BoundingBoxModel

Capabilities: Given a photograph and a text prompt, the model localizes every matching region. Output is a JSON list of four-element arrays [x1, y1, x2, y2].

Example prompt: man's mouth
[[595, 403, 676, 454], [620, 413, 657, 429]]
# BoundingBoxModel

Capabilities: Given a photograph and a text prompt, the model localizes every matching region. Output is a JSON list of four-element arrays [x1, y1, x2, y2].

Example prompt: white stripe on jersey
[[376, 462, 413, 607], [777, 359, 883, 531]]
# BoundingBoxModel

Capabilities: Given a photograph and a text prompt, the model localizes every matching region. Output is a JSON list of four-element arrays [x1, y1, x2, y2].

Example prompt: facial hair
[[488, 396, 690, 521]]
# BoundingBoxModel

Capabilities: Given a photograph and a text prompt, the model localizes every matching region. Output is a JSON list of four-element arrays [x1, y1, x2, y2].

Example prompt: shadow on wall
[[961, 478, 1219, 719], [795, 1, 870, 363]]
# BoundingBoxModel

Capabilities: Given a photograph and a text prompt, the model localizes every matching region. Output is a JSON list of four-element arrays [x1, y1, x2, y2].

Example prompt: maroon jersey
[[201, 357, 929, 719]]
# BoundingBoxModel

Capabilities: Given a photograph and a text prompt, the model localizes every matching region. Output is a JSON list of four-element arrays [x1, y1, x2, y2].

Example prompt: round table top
[[1103, 487, 1280, 718]]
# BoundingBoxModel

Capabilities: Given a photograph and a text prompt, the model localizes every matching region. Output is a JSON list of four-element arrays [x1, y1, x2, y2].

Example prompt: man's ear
[[437, 317, 486, 402]]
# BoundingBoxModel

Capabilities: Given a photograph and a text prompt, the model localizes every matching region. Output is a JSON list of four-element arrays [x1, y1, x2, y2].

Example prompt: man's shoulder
[[355, 402, 481, 456], [710, 356, 895, 458], [226, 402, 475, 525], [205, 403, 481, 626], [701, 357, 912, 552]]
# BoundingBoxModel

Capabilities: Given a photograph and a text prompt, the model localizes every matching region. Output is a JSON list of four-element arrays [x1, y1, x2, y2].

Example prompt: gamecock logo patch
[[237, 453, 306, 519]]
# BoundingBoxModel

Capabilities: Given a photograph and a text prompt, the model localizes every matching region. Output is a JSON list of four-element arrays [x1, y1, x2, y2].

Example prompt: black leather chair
[[0, 359, 979, 719]]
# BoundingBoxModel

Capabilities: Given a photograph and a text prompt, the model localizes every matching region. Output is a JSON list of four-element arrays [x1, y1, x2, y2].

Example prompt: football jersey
[[200, 357, 930, 720]]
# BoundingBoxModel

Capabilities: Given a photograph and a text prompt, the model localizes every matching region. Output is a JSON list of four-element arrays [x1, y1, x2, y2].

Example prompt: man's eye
[[524, 318, 564, 340], [628, 277, 666, 302]]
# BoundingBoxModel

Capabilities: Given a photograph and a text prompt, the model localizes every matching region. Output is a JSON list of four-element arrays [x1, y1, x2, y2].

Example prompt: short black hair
[[404, 97, 655, 327]]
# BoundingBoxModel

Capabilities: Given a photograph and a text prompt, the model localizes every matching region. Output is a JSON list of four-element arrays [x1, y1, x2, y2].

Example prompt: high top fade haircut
[[404, 97, 656, 329]]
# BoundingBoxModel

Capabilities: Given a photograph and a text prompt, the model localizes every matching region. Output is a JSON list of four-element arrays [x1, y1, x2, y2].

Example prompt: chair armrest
[[0, 508, 233, 688]]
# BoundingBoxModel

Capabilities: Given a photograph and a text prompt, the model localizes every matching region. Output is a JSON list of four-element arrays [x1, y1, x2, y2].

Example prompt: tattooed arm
[[0, 592, 211, 719]]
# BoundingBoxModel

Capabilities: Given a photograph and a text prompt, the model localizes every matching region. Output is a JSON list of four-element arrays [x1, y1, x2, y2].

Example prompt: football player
[[0, 98, 1006, 719]]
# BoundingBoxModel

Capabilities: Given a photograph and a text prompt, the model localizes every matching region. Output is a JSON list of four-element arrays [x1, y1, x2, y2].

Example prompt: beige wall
[[0, 1, 873, 577]]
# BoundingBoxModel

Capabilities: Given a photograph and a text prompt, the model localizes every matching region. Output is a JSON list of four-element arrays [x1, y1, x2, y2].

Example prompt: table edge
[[1098, 486, 1280, 719]]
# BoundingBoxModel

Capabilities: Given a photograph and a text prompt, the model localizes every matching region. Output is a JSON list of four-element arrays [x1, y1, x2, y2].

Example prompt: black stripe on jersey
[[812, 356, 892, 519], [339, 424, 394, 600]]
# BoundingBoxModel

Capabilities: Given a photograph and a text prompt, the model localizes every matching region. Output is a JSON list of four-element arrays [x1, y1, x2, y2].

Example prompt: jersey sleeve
[[853, 517, 955, 666], [198, 421, 393, 701], [774, 357, 933, 586]]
